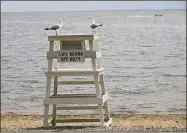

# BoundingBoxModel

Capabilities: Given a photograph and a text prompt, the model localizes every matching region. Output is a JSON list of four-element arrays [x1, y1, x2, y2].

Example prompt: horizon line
[[1, 8, 186, 13]]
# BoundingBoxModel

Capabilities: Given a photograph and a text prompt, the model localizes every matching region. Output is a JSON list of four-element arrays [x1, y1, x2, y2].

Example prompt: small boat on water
[[154, 14, 163, 17]]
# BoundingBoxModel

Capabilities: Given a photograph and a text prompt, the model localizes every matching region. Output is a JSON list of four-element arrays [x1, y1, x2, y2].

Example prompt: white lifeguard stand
[[43, 34, 112, 127]]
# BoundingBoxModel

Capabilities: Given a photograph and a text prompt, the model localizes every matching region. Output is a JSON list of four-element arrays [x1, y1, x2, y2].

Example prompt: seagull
[[88, 17, 103, 34], [44, 19, 65, 35]]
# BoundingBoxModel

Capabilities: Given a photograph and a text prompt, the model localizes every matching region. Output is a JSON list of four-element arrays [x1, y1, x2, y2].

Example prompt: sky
[[1, 1, 186, 12]]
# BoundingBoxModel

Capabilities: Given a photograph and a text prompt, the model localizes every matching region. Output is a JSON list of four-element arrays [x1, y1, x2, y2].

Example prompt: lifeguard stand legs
[[100, 74, 110, 121], [94, 38, 110, 121], [90, 40, 105, 125], [52, 76, 58, 126], [51, 41, 61, 126], [43, 41, 54, 127]]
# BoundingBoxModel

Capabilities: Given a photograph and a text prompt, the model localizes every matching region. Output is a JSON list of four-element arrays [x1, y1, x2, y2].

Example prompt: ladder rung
[[56, 106, 104, 110], [45, 68, 104, 76], [50, 94, 97, 98], [56, 118, 108, 123], [58, 81, 102, 85], [44, 93, 108, 104]]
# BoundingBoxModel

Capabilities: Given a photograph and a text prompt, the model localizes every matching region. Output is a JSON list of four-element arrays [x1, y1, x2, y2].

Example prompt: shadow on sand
[[25, 125, 102, 131]]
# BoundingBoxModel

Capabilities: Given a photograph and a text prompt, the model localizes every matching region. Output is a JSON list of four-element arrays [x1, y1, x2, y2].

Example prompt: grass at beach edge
[[1, 114, 186, 132]]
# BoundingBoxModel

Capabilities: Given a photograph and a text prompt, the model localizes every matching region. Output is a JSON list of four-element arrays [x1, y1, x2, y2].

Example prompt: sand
[[1, 114, 186, 132]]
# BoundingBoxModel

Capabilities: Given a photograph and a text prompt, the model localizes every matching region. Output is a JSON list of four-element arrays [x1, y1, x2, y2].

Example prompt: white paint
[[43, 34, 111, 127]]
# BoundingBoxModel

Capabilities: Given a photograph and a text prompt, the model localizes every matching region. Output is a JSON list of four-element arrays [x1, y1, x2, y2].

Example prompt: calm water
[[1, 11, 186, 114]]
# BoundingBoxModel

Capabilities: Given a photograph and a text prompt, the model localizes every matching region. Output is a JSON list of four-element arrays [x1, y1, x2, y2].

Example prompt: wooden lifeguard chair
[[43, 34, 112, 127]]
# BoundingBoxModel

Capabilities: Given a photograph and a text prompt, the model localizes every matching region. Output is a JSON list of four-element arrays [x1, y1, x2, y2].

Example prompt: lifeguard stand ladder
[[43, 34, 112, 127]]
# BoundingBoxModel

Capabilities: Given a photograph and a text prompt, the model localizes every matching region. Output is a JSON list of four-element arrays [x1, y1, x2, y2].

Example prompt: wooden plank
[[102, 92, 108, 103], [46, 71, 98, 76], [95, 74, 105, 125], [56, 118, 109, 123], [48, 35, 97, 41], [58, 80, 102, 85], [100, 74, 111, 121], [52, 76, 58, 126], [56, 106, 105, 110], [50, 94, 97, 98], [43, 97, 103, 104], [90, 39, 105, 125], [95, 39, 102, 69], [45, 68, 104, 77], [96, 52, 102, 58], [47, 51, 101, 59], [43, 40, 54, 127]]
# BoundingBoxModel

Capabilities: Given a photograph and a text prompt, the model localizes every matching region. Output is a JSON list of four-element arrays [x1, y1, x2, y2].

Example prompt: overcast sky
[[1, 1, 186, 12]]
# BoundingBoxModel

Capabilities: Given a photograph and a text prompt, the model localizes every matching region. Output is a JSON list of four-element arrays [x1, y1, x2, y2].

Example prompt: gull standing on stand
[[44, 19, 65, 35], [88, 17, 103, 34]]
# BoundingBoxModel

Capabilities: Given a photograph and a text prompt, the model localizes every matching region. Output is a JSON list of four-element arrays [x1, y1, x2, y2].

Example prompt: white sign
[[58, 50, 85, 62]]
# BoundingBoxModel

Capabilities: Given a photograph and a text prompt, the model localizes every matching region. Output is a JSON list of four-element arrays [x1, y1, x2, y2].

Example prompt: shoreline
[[1, 114, 186, 132]]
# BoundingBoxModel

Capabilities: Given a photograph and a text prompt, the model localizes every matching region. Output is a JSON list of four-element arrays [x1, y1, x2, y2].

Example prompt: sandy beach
[[1, 114, 186, 132]]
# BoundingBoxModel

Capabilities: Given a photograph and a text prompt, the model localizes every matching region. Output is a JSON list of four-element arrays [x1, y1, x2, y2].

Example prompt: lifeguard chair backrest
[[60, 40, 85, 51]]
